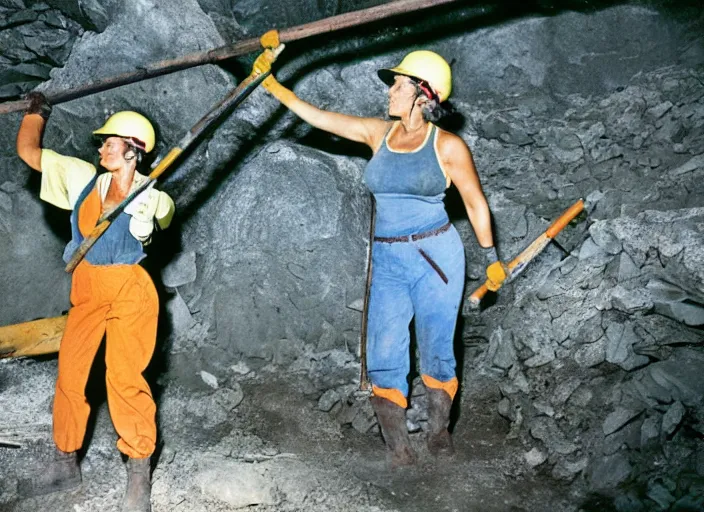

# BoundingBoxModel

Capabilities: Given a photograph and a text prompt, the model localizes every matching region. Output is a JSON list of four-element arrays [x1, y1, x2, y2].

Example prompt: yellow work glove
[[251, 52, 295, 104], [486, 261, 510, 292], [260, 29, 280, 49]]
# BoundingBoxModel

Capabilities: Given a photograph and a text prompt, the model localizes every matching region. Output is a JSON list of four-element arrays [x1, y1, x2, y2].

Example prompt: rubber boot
[[121, 457, 151, 512], [426, 387, 454, 456], [17, 447, 81, 497], [370, 396, 417, 467]]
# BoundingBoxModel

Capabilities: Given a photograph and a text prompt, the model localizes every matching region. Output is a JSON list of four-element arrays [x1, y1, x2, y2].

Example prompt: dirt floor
[[0, 357, 580, 512]]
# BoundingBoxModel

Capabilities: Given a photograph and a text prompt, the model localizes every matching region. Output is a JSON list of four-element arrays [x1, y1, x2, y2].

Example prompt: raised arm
[[252, 49, 388, 151], [17, 96, 50, 172], [16, 93, 52, 172]]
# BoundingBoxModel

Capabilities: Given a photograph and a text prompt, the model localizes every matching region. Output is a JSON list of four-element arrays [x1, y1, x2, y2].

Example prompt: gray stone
[[646, 482, 676, 510], [633, 372, 672, 404], [195, 461, 276, 508], [661, 401, 685, 436], [524, 347, 555, 368], [590, 141, 623, 163], [567, 386, 593, 408], [574, 311, 604, 344], [498, 397, 519, 423], [610, 286, 653, 314], [230, 362, 251, 376], [647, 101, 673, 119], [214, 385, 244, 412], [588, 453, 633, 490], [524, 448, 548, 467], [346, 298, 364, 312], [200, 371, 219, 389], [648, 348, 704, 406], [603, 407, 644, 436], [605, 322, 650, 371], [646, 279, 690, 303], [351, 401, 376, 434], [165, 290, 196, 334], [573, 337, 606, 368], [590, 223, 623, 254], [487, 327, 518, 370], [0, 190, 11, 212], [552, 457, 588, 481], [640, 415, 661, 447], [529, 416, 578, 455], [551, 378, 582, 406], [318, 389, 341, 412], [669, 153, 704, 176], [613, 494, 646, 512], [654, 301, 704, 327], [317, 320, 338, 351], [578, 237, 614, 266], [533, 401, 555, 418], [161, 251, 197, 288]]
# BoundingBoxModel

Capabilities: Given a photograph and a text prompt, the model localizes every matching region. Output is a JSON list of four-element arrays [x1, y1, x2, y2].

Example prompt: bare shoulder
[[435, 127, 472, 161], [367, 119, 394, 152]]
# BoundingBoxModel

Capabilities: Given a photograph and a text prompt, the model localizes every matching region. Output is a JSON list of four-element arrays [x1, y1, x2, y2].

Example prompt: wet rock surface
[[1, 1, 703, 511]]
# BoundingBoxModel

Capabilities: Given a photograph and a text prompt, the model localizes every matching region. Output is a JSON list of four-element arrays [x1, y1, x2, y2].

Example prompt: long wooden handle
[[0, 315, 67, 358], [64, 66, 274, 273], [469, 199, 585, 306], [359, 195, 376, 391], [0, 0, 460, 115]]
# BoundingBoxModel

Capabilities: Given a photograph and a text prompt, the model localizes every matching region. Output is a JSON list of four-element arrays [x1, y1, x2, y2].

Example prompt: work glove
[[124, 182, 175, 243], [24, 91, 52, 120], [252, 29, 287, 95], [486, 261, 510, 292], [260, 29, 280, 50]]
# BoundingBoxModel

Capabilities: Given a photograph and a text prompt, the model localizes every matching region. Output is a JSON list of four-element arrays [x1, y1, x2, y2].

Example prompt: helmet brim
[[377, 68, 398, 87]]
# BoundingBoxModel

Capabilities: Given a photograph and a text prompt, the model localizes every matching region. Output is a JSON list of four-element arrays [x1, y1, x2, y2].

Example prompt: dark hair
[[123, 141, 145, 165], [412, 82, 455, 124]]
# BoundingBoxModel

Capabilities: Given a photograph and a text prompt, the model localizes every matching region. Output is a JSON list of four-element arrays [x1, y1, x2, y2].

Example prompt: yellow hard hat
[[378, 50, 452, 102], [93, 111, 156, 153]]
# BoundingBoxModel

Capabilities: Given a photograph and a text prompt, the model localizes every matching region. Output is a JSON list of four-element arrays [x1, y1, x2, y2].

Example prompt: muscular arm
[[265, 77, 389, 152], [437, 130, 494, 248], [16, 114, 45, 172]]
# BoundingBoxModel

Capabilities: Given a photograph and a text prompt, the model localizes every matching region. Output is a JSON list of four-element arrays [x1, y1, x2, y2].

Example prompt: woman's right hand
[[25, 91, 52, 120]]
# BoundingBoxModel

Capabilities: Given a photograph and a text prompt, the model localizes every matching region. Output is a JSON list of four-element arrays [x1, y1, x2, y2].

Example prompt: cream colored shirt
[[39, 149, 175, 239]]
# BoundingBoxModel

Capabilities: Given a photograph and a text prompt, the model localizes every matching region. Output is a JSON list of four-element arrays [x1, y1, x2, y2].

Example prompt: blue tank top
[[62, 175, 147, 265], [363, 123, 449, 237]]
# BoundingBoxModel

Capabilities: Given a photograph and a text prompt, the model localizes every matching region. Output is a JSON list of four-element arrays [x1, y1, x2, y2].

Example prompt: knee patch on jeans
[[372, 385, 407, 409], [422, 375, 458, 400]]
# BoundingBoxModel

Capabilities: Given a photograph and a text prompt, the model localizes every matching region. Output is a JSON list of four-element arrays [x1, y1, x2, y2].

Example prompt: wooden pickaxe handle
[[469, 199, 585, 307]]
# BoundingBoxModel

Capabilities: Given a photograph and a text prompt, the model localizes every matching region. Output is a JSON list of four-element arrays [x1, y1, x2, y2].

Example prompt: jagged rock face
[[0, 0, 703, 507]]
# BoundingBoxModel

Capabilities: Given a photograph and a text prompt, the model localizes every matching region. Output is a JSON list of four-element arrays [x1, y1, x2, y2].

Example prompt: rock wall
[[0, 1, 702, 506]]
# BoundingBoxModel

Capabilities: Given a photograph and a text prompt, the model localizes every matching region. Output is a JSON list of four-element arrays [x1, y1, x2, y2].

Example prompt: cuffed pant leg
[[104, 265, 159, 459], [366, 243, 414, 399], [411, 228, 465, 392], [53, 263, 108, 453]]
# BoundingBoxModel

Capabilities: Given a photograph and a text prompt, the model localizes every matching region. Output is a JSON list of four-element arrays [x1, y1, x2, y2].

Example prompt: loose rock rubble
[[0, 1, 703, 511]]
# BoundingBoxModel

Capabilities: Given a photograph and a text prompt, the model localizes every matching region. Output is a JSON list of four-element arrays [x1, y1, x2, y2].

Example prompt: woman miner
[[16, 92, 174, 511], [253, 39, 508, 467]]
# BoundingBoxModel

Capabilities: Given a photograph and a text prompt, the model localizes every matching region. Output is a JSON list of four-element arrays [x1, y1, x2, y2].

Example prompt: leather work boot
[[426, 387, 454, 456], [370, 396, 417, 467], [121, 457, 151, 512], [17, 447, 81, 497]]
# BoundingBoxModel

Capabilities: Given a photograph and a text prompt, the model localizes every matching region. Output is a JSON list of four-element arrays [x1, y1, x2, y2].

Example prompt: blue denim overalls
[[63, 175, 146, 265], [364, 123, 465, 405]]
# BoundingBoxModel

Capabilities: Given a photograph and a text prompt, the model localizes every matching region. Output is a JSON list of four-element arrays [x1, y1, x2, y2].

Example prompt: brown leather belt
[[373, 222, 451, 243]]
